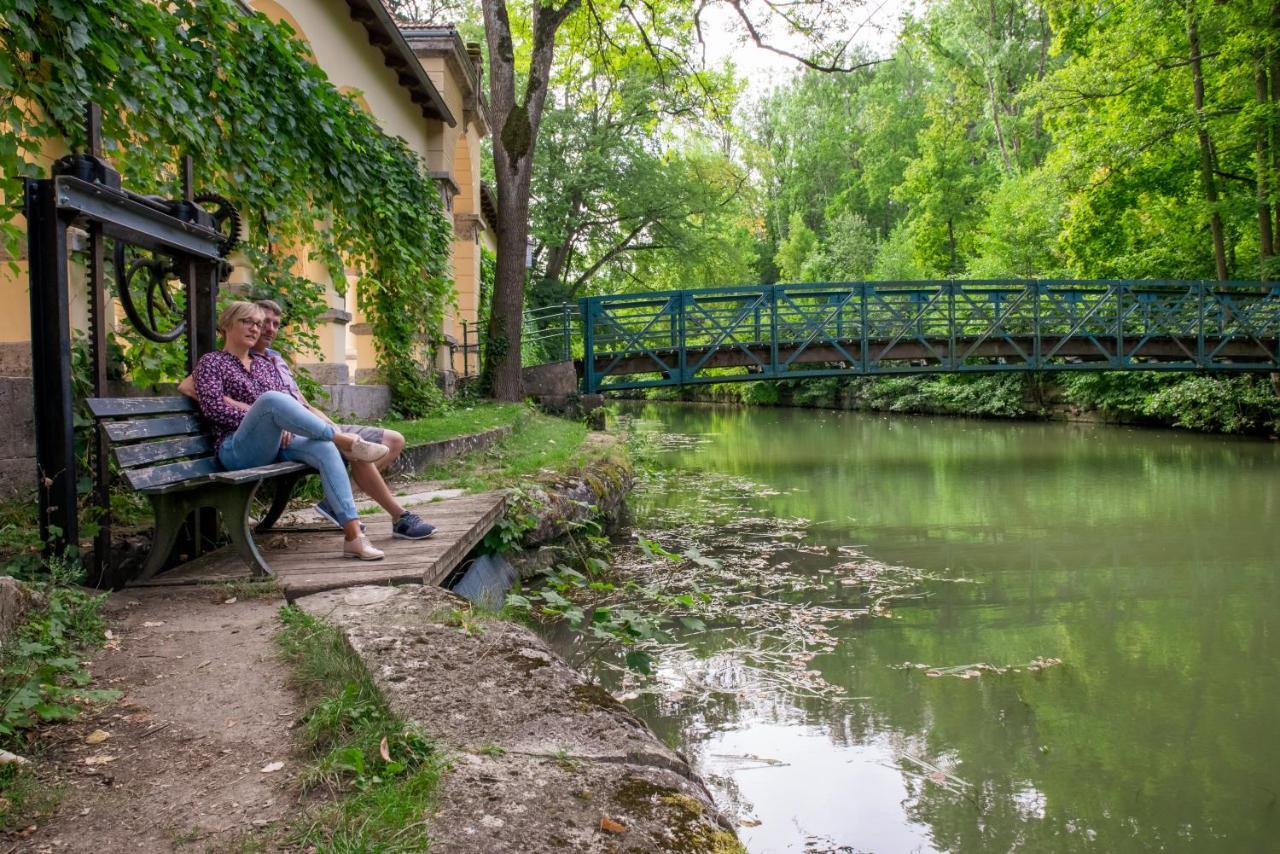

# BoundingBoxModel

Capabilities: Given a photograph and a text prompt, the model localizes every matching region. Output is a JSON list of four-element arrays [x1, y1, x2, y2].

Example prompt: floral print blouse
[[192, 350, 286, 451]]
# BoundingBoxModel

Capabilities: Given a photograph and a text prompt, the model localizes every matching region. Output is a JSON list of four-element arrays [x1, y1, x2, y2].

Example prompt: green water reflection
[[616, 403, 1280, 853]]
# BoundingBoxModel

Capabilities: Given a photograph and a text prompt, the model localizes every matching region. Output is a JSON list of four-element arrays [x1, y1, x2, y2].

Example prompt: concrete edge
[[294, 584, 740, 852], [390, 425, 513, 477]]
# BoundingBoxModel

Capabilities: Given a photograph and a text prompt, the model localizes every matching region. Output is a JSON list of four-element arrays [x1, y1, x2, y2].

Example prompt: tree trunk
[[480, 0, 581, 400], [1187, 7, 1229, 281], [1257, 61, 1274, 275]]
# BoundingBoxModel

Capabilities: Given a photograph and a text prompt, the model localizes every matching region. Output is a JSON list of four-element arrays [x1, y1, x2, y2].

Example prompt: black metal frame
[[24, 104, 233, 580]]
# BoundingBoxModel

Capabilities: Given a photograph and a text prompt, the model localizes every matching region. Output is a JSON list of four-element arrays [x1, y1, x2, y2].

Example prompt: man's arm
[[178, 374, 249, 412]]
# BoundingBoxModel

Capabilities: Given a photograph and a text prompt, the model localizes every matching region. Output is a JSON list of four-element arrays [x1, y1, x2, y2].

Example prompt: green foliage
[[503, 525, 713, 674], [275, 607, 446, 849], [481, 486, 540, 552], [0, 562, 116, 746], [528, 13, 752, 299], [0, 0, 453, 414], [802, 211, 879, 282], [1142, 375, 1280, 434], [774, 212, 820, 282], [1058, 372, 1175, 422]]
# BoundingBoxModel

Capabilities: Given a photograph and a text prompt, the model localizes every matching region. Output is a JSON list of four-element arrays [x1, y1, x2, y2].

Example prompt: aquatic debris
[[898, 753, 971, 795], [895, 658, 1064, 678]]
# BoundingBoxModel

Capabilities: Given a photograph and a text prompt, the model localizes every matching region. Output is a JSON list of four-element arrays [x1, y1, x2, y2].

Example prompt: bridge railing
[[456, 303, 580, 378], [578, 280, 1280, 392]]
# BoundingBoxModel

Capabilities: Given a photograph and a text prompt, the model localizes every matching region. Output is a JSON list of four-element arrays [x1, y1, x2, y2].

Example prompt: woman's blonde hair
[[217, 300, 264, 337]]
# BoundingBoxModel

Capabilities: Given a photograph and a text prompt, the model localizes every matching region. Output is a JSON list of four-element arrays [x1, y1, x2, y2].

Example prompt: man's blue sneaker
[[315, 499, 365, 532], [393, 511, 435, 540]]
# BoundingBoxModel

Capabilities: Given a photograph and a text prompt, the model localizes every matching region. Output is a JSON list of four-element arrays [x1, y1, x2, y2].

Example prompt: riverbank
[[635, 371, 1280, 438], [0, 405, 742, 851]]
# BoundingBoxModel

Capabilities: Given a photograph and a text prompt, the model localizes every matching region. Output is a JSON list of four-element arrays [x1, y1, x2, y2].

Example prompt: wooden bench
[[87, 396, 314, 581]]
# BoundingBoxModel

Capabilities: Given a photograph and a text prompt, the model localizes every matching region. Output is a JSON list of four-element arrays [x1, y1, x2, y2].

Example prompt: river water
[[577, 402, 1280, 853]]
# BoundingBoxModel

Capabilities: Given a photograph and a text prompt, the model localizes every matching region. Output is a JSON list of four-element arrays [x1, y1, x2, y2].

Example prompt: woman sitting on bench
[[193, 300, 389, 561]]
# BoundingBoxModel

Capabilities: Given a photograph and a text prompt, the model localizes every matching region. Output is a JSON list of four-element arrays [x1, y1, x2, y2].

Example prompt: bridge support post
[[578, 298, 595, 394]]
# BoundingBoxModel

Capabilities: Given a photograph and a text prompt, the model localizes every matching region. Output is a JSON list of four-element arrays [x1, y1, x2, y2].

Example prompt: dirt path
[[16, 587, 301, 853]]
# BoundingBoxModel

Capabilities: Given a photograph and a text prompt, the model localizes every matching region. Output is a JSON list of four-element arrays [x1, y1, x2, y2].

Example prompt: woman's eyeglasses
[[238, 318, 263, 330]]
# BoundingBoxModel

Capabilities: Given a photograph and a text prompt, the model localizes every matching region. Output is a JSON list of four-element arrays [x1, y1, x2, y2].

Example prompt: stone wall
[[0, 376, 35, 498]]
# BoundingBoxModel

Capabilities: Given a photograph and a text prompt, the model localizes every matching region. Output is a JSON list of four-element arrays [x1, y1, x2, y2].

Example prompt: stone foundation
[[0, 376, 35, 497], [318, 383, 390, 421]]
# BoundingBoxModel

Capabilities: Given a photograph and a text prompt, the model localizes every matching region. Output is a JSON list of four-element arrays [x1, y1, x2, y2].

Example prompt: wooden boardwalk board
[[131, 491, 507, 599]]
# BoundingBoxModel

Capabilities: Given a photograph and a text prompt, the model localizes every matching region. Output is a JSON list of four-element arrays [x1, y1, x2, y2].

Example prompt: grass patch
[[275, 607, 447, 851], [212, 578, 283, 602], [381, 402, 525, 446], [0, 560, 115, 830], [410, 405, 590, 491]]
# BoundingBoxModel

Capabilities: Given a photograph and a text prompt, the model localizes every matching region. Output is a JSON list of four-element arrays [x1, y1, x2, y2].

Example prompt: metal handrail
[[579, 280, 1280, 393]]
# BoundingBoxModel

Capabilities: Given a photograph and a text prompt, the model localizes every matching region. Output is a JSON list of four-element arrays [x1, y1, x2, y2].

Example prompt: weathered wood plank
[[127, 457, 220, 491], [114, 435, 213, 469], [87, 396, 196, 417], [210, 461, 312, 484], [104, 414, 202, 442]]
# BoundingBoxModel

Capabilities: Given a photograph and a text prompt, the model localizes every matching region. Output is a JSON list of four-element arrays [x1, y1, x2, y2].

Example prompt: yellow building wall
[[1, 3, 483, 390]]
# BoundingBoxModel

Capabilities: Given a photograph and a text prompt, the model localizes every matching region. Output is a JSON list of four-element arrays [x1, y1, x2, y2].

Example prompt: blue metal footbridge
[[551, 280, 1280, 393]]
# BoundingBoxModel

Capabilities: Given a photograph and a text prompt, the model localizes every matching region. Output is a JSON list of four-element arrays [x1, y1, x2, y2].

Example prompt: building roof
[[343, 0, 456, 127], [401, 24, 489, 134]]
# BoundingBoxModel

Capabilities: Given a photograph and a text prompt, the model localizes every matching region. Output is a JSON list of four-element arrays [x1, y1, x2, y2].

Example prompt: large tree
[[475, 0, 882, 399]]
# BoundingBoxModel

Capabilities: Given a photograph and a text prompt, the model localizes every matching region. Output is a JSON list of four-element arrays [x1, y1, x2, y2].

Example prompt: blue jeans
[[217, 391, 359, 526]]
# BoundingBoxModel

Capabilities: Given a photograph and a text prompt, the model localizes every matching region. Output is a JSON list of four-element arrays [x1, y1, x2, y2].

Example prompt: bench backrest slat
[[103, 414, 203, 443], [124, 457, 221, 491], [114, 435, 213, 469], [87, 396, 197, 417]]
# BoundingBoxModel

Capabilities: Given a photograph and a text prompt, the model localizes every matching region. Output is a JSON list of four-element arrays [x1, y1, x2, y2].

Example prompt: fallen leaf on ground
[[260, 761, 284, 773], [222, 597, 237, 605], [83, 755, 116, 766], [0, 750, 29, 766], [600, 817, 625, 833], [84, 730, 110, 745], [379, 737, 391, 763], [122, 712, 153, 724], [142, 621, 165, 628]]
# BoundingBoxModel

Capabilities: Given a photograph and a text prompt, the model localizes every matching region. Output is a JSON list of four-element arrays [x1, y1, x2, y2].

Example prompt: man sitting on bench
[[180, 298, 435, 541]]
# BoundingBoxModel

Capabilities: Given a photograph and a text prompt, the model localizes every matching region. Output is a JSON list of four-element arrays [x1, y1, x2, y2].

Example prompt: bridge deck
[[130, 491, 506, 599]]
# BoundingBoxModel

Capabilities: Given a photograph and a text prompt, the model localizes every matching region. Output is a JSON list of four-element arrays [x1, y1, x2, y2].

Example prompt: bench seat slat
[[114, 435, 213, 469], [210, 461, 311, 484], [87, 396, 196, 417], [103, 414, 202, 442], [126, 457, 221, 492]]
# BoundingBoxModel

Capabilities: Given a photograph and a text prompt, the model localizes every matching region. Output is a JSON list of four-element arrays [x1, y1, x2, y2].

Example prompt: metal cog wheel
[[193, 191, 242, 256]]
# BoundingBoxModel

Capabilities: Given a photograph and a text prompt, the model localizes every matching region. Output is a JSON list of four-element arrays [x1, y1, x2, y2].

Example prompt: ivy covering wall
[[0, 0, 454, 415]]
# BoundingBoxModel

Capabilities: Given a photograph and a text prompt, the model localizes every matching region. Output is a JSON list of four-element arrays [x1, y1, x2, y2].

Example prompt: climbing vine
[[0, 0, 454, 415]]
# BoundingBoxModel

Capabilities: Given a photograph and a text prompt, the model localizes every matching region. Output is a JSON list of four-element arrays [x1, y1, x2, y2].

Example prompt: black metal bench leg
[[209, 482, 274, 578], [139, 495, 189, 582], [254, 471, 305, 533]]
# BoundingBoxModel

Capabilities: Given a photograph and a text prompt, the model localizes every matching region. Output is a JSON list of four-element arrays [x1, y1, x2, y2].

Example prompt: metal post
[[85, 104, 113, 581], [25, 178, 78, 561], [561, 304, 570, 362], [768, 285, 780, 379], [461, 320, 469, 378], [578, 297, 595, 393]]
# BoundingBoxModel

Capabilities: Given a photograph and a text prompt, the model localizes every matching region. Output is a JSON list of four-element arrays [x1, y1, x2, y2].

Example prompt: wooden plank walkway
[[131, 491, 507, 599]]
